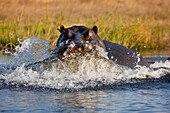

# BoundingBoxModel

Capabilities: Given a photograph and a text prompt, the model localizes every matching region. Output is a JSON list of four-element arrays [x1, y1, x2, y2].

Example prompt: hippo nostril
[[82, 45, 85, 51]]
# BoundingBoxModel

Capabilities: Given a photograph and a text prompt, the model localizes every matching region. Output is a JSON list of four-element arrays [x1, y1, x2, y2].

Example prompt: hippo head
[[51, 25, 106, 59]]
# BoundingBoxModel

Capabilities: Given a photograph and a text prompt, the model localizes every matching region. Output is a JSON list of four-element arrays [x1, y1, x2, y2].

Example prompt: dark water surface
[[0, 83, 170, 113], [0, 39, 170, 113], [0, 61, 169, 112]]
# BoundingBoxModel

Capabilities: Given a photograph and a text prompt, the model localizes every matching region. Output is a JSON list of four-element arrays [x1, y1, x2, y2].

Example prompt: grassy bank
[[0, 0, 169, 53]]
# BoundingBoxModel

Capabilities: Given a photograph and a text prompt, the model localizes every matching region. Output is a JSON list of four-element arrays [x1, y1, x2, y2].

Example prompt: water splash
[[8, 37, 52, 66], [0, 38, 169, 90]]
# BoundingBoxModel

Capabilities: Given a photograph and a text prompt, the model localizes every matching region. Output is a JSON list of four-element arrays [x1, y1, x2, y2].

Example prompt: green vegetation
[[0, 0, 169, 53], [0, 15, 169, 51]]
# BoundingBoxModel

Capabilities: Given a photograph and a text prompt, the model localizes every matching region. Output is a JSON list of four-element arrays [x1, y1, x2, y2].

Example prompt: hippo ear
[[92, 26, 98, 34], [67, 29, 73, 37], [57, 25, 65, 32]]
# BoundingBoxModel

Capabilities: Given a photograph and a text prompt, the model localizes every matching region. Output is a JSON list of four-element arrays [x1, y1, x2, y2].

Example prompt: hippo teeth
[[78, 48, 82, 51], [69, 41, 76, 48], [63, 51, 67, 56], [85, 43, 88, 48], [88, 45, 93, 50]]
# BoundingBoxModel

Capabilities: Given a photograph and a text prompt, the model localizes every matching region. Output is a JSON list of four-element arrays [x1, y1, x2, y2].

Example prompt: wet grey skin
[[103, 40, 150, 68], [52, 25, 149, 68]]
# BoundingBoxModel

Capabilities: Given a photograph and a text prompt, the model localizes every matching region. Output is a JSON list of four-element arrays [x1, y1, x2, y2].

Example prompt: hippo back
[[103, 40, 149, 68]]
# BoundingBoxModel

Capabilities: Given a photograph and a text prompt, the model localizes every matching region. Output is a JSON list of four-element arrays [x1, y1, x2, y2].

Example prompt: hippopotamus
[[51, 25, 149, 68]]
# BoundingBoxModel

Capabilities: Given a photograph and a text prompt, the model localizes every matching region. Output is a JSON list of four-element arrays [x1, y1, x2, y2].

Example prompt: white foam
[[150, 60, 170, 68], [1, 57, 169, 90], [0, 38, 169, 90]]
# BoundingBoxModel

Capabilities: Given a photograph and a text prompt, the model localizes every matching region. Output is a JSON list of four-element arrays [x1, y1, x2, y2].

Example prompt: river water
[[0, 38, 169, 113]]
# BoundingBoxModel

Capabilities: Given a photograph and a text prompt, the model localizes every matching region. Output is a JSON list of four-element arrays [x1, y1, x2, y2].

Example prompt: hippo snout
[[62, 41, 94, 56]]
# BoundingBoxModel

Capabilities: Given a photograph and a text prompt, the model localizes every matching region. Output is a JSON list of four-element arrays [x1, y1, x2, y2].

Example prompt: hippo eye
[[89, 30, 93, 37], [82, 30, 93, 41], [62, 29, 75, 40], [88, 30, 94, 40], [56, 29, 75, 47]]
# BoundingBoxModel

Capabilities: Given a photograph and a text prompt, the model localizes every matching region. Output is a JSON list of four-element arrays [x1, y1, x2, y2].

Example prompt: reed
[[95, 16, 169, 50], [1, 15, 168, 51], [0, 0, 169, 53]]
